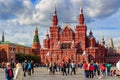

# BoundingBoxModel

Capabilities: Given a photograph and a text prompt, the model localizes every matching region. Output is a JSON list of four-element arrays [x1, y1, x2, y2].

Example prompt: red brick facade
[[0, 41, 32, 63], [32, 6, 107, 65]]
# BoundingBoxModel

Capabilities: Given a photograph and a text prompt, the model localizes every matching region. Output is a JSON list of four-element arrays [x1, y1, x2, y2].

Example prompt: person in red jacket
[[89, 63, 94, 78], [83, 61, 89, 78], [100, 63, 106, 77]]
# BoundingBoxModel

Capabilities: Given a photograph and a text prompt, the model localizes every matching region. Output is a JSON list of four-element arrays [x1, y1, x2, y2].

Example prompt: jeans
[[102, 70, 106, 76], [107, 69, 110, 76], [84, 70, 88, 78]]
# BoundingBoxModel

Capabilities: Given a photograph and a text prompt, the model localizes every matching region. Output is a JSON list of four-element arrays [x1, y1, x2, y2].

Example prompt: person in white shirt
[[14, 63, 23, 80]]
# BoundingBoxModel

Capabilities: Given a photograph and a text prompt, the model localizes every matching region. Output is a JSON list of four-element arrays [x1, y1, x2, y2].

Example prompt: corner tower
[[75, 3, 87, 53], [32, 27, 41, 56], [50, 3, 60, 49]]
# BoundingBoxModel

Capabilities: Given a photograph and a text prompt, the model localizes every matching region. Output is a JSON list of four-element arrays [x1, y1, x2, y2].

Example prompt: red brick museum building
[[32, 6, 108, 65]]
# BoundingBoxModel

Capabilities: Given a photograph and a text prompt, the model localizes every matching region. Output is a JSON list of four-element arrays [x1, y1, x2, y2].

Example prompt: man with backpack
[[70, 61, 76, 75]]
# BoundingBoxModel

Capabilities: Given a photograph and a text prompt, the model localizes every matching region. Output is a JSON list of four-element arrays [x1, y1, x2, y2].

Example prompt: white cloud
[[0, 0, 120, 47]]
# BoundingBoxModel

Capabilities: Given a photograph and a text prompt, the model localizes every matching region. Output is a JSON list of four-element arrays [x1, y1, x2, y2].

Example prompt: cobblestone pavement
[[0, 67, 119, 80]]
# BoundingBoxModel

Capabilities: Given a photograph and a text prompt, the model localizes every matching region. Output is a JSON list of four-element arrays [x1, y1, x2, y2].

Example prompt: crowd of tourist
[[46, 60, 120, 79], [2, 60, 34, 80], [1, 59, 120, 80], [82, 61, 113, 79], [46, 60, 76, 76]]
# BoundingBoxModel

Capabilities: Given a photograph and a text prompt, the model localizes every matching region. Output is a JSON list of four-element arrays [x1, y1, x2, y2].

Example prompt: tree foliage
[[16, 53, 40, 63]]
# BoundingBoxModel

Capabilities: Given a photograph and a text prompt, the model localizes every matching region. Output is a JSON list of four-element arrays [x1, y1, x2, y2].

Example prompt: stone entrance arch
[[0, 48, 7, 63]]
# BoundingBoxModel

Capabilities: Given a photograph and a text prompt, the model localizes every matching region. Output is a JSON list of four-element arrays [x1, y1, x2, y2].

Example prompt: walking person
[[23, 60, 28, 76], [49, 62, 52, 74], [52, 62, 56, 75], [5, 62, 14, 80], [96, 62, 100, 77], [14, 63, 23, 80], [89, 63, 94, 78], [100, 63, 106, 77], [70, 61, 76, 75], [62, 60, 67, 76], [27, 61, 32, 76], [106, 63, 112, 76], [31, 60, 34, 74], [93, 62, 97, 76], [67, 62, 70, 75], [83, 61, 89, 78]]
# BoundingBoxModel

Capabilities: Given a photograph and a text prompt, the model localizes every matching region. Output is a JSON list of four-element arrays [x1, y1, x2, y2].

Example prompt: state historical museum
[[32, 5, 107, 65]]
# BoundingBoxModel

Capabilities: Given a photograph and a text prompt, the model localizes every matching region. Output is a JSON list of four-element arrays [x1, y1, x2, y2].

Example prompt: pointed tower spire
[[89, 27, 93, 35], [2, 31, 4, 42], [110, 36, 114, 48], [78, 1, 84, 24], [80, 1, 83, 14], [88, 27, 94, 38], [46, 29, 49, 40], [52, 0, 58, 26], [101, 32, 105, 45]]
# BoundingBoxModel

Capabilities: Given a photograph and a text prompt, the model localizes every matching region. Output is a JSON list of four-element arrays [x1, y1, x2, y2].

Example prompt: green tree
[[16, 53, 40, 63]]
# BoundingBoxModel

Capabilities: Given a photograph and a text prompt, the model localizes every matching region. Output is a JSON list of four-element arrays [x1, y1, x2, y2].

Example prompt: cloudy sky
[[0, 0, 120, 48]]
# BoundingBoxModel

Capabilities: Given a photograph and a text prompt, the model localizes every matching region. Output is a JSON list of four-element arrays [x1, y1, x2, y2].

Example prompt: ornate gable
[[60, 26, 74, 42], [62, 26, 74, 35]]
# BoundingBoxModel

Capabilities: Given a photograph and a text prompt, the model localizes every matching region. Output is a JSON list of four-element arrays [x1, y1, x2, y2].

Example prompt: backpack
[[27, 63, 31, 70], [8, 69, 13, 78]]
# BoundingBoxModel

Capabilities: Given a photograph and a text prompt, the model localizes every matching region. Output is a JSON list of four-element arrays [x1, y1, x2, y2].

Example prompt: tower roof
[[78, 1, 84, 25], [33, 27, 40, 43], [109, 36, 114, 48], [52, 1, 58, 26], [88, 29, 94, 38], [2, 31, 4, 42]]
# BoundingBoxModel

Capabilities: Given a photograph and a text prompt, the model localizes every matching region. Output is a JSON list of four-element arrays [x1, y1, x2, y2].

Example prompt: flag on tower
[[46, 51, 50, 56]]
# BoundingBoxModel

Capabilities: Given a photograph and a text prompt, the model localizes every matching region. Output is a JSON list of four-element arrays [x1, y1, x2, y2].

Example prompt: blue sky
[[0, 0, 120, 48]]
